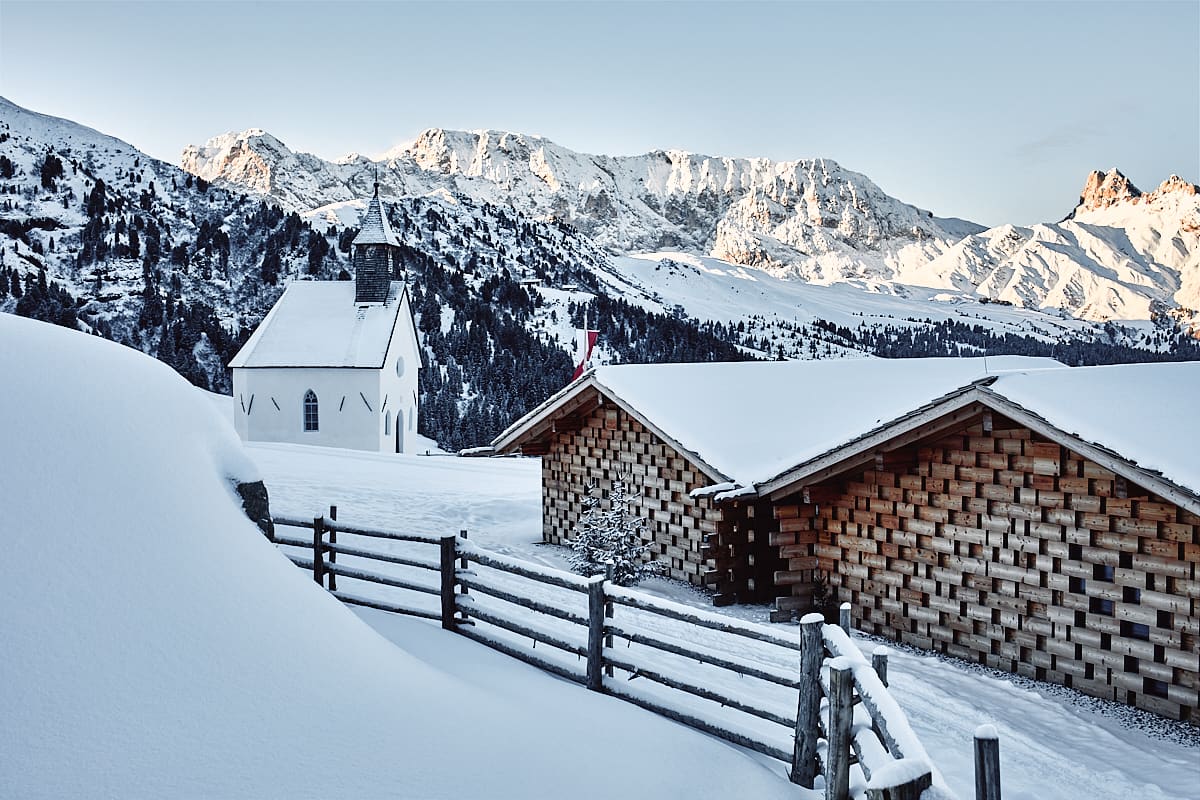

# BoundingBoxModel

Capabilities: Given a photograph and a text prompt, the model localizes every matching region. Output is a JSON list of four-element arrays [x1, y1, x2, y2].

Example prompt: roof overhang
[[491, 370, 731, 484], [756, 383, 1200, 516], [758, 386, 986, 500]]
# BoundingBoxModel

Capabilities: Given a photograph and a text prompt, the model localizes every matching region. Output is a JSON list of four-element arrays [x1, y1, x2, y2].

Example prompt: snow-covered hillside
[[184, 127, 1199, 323], [0, 95, 350, 392], [0, 313, 803, 800]]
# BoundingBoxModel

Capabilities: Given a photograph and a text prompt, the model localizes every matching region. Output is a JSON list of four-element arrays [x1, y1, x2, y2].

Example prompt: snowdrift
[[0, 314, 795, 799]]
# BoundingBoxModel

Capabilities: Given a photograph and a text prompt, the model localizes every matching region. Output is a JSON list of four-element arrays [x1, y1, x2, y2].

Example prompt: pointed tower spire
[[352, 181, 401, 303]]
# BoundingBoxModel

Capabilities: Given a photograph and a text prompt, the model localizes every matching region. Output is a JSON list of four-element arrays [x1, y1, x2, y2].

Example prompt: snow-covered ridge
[[182, 125, 983, 279]]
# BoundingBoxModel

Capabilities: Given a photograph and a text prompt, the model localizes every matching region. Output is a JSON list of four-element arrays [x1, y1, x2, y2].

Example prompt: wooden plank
[[605, 682, 792, 763], [333, 591, 441, 621], [605, 652, 794, 728]]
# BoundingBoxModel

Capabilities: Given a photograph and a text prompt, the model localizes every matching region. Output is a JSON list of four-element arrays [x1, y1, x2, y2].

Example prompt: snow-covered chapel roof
[[351, 186, 400, 247], [493, 357, 1062, 487], [229, 280, 406, 368]]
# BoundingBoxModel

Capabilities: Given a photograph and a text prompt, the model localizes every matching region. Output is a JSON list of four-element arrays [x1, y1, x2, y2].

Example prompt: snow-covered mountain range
[[183, 127, 1200, 323], [4, 95, 1200, 448]]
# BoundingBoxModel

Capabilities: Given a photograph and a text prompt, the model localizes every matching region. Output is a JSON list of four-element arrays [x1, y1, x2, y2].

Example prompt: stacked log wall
[[772, 417, 1200, 722], [541, 404, 722, 589]]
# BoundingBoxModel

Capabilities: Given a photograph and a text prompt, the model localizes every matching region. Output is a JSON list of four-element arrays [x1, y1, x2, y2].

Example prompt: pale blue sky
[[1, 1, 1196, 225]]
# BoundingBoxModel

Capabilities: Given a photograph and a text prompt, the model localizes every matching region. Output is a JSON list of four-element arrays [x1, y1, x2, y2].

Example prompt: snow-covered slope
[[0, 95, 346, 392], [0, 313, 801, 799]]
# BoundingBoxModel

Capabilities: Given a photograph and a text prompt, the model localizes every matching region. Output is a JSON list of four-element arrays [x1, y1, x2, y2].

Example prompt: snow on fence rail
[[272, 514, 1001, 800]]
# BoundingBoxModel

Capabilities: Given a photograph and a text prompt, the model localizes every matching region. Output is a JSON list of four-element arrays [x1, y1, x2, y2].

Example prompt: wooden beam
[[504, 387, 602, 451]]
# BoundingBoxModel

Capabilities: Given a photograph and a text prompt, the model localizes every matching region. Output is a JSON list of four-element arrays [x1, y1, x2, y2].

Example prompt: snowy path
[[248, 442, 1200, 800]]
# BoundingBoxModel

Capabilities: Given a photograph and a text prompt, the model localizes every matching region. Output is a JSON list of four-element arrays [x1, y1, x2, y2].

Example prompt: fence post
[[604, 562, 615, 678], [871, 646, 890, 741], [587, 575, 607, 691], [864, 761, 933, 800], [790, 613, 824, 787], [826, 659, 853, 800], [327, 505, 337, 593], [839, 601, 852, 634], [872, 646, 889, 686], [458, 530, 470, 626], [312, 515, 325, 587], [974, 725, 1001, 800], [439, 535, 458, 630]]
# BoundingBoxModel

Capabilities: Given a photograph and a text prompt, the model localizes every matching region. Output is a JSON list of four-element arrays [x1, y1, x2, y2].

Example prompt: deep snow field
[[0, 315, 800, 800], [236, 424, 1200, 800]]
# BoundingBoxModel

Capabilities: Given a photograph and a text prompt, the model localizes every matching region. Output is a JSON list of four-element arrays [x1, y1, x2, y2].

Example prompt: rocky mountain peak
[[1076, 168, 1142, 212], [1150, 174, 1199, 199]]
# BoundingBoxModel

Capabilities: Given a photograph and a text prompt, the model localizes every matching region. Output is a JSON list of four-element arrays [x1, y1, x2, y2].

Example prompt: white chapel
[[229, 186, 421, 453]]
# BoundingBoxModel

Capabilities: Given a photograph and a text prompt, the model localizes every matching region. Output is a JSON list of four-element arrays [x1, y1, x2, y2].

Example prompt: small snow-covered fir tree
[[568, 472, 664, 586]]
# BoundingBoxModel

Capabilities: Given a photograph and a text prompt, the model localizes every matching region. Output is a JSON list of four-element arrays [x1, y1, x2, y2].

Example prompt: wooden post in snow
[[312, 516, 325, 587], [790, 613, 824, 787], [458, 529, 470, 626], [825, 659, 853, 800], [838, 601, 852, 635], [974, 725, 1002, 800], [864, 762, 933, 800], [327, 505, 338, 593], [586, 575, 606, 691], [872, 646, 889, 687], [604, 562, 615, 678], [440, 534, 458, 631], [871, 646, 890, 742]]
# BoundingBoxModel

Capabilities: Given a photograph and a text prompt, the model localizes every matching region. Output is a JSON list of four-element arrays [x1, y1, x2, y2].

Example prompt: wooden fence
[[273, 513, 1003, 800]]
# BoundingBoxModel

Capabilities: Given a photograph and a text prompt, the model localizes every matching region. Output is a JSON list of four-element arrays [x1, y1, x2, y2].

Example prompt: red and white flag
[[571, 328, 599, 381]]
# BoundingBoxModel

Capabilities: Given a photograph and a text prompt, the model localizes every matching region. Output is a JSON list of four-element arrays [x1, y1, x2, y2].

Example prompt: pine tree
[[40, 153, 64, 190], [568, 473, 664, 586], [810, 571, 835, 621], [86, 179, 107, 217]]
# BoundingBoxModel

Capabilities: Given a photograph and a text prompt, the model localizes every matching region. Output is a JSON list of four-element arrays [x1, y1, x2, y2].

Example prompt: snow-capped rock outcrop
[[903, 171, 1200, 320]]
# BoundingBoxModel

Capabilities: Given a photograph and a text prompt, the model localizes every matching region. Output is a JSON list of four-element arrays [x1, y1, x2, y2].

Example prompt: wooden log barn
[[493, 358, 1200, 721]]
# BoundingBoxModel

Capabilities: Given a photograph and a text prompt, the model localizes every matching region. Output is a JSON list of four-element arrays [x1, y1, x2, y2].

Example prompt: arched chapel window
[[303, 390, 319, 432]]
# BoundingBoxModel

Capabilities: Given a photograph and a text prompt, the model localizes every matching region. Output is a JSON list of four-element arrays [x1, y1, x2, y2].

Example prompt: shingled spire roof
[[352, 183, 400, 247]]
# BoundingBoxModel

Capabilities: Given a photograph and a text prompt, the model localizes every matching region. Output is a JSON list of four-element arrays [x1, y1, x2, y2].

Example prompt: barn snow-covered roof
[[980, 362, 1200, 501], [229, 280, 405, 369], [493, 356, 1062, 487]]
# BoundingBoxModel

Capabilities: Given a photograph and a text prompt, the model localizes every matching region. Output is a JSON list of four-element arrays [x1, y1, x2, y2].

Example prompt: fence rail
[[273, 513, 1002, 800]]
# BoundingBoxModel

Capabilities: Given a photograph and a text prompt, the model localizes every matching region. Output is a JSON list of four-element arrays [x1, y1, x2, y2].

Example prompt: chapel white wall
[[377, 291, 422, 454], [233, 367, 383, 452]]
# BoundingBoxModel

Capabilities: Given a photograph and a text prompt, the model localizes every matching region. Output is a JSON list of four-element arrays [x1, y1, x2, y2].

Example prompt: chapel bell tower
[[352, 183, 402, 303]]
